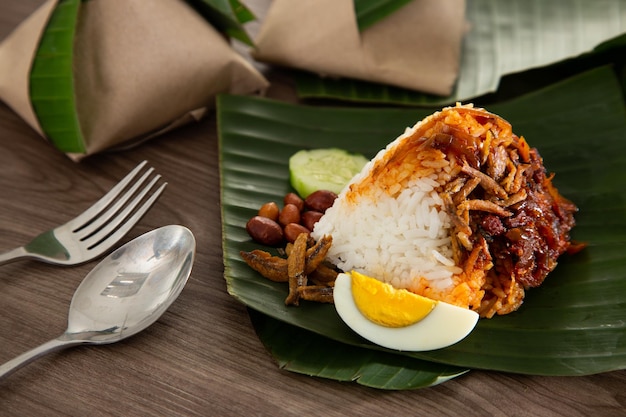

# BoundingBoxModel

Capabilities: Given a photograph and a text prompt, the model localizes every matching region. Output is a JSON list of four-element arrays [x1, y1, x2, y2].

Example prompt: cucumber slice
[[289, 148, 368, 198]]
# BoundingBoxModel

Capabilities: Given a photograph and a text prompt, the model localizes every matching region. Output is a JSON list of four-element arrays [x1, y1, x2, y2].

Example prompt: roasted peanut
[[284, 192, 304, 212], [278, 203, 301, 226], [246, 216, 284, 246], [284, 223, 310, 243], [304, 190, 337, 213], [301, 210, 324, 231], [258, 201, 280, 221]]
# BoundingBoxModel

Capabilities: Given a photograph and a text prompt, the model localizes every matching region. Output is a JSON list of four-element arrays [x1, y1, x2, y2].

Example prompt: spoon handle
[[0, 336, 81, 380]]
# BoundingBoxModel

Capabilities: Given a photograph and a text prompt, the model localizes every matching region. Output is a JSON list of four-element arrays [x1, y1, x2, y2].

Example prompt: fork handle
[[0, 247, 29, 266]]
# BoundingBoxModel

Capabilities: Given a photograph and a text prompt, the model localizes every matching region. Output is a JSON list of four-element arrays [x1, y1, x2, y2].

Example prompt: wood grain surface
[[0, 1, 624, 416]]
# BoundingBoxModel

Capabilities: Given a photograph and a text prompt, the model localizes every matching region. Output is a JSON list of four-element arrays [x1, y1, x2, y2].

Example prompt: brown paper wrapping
[[0, 0, 269, 159], [252, 0, 466, 96]]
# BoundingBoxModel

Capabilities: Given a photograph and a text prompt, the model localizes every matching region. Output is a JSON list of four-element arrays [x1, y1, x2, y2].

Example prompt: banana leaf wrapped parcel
[[252, 0, 466, 96], [0, 0, 268, 159]]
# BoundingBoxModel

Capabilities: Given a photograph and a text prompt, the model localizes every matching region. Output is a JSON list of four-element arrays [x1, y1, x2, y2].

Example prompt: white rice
[[311, 155, 460, 292]]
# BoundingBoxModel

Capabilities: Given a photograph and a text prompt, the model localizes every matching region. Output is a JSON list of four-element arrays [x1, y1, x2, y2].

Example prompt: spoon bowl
[[0, 225, 196, 380]]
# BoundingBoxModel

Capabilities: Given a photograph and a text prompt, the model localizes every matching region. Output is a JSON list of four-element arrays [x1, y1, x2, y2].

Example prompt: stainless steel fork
[[0, 160, 167, 266]]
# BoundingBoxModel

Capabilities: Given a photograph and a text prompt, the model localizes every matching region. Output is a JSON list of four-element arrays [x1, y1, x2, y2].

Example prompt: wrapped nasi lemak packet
[[0, 0, 268, 160], [252, 0, 466, 96]]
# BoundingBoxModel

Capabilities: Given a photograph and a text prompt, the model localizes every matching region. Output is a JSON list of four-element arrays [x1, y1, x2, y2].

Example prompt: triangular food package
[[0, 0, 268, 159]]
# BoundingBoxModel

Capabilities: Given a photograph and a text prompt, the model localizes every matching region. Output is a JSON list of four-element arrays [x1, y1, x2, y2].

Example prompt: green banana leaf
[[353, 0, 414, 31], [218, 65, 626, 383], [249, 309, 469, 389], [28, 0, 255, 154], [296, 0, 626, 105], [227, 0, 255, 24], [295, 72, 452, 107], [29, 0, 85, 153], [187, 0, 256, 45]]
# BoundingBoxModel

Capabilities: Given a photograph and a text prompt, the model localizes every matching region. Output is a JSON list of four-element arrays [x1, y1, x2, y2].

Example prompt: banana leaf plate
[[217, 66, 626, 388]]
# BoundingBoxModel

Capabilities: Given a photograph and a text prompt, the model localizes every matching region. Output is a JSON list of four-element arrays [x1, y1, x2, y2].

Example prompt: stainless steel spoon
[[0, 225, 196, 380]]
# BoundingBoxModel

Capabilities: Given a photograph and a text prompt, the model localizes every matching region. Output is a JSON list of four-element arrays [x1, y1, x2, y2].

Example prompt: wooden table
[[1, 1, 624, 416]]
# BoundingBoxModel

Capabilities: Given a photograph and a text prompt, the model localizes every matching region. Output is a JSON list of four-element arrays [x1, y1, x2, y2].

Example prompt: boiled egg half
[[333, 271, 479, 351]]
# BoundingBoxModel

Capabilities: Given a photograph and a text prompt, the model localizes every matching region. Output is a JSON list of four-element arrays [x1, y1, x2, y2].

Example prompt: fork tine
[[75, 167, 155, 236], [85, 182, 167, 254], [71, 160, 149, 229], [82, 178, 167, 250]]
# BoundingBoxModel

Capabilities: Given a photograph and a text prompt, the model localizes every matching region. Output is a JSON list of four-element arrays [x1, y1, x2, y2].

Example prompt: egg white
[[333, 273, 479, 351]]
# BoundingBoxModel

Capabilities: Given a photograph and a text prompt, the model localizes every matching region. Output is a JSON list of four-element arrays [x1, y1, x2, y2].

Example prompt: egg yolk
[[350, 271, 436, 327]]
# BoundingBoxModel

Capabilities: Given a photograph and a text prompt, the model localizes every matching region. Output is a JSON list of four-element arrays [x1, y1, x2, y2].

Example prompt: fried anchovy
[[240, 235, 334, 282], [304, 235, 333, 273], [285, 233, 308, 306], [239, 250, 288, 282], [308, 263, 338, 285], [461, 163, 508, 199], [298, 285, 334, 303], [458, 199, 512, 217]]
